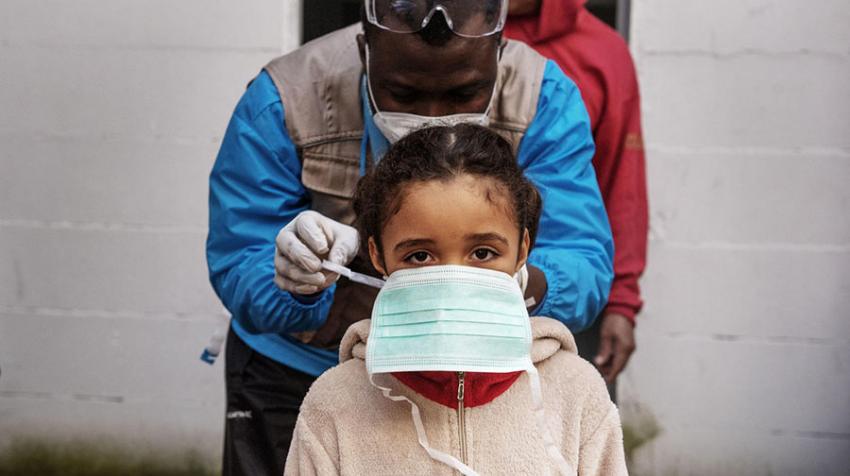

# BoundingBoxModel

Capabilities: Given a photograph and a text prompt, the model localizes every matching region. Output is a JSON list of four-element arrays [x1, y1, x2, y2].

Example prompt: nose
[[418, 101, 455, 118]]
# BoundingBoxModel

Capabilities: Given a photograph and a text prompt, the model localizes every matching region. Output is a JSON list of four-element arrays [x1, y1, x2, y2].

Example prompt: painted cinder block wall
[[1, 0, 848, 473], [0, 0, 302, 459], [622, 0, 850, 474]]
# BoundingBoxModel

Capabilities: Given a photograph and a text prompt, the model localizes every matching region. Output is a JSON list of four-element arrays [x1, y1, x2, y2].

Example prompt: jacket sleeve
[[575, 362, 628, 475], [519, 61, 615, 332], [592, 56, 648, 324], [579, 404, 629, 476], [206, 71, 335, 335], [284, 416, 341, 475]]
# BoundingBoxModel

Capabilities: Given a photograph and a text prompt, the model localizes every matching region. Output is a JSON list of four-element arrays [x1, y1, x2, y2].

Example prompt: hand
[[593, 313, 636, 384], [274, 211, 359, 295]]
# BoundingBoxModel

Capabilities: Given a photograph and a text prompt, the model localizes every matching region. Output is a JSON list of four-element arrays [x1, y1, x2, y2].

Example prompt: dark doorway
[[301, 1, 630, 45], [302, 0, 362, 44], [587, 0, 631, 40]]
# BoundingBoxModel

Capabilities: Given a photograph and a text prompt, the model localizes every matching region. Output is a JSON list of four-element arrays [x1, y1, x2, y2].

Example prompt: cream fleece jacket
[[284, 317, 628, 475]]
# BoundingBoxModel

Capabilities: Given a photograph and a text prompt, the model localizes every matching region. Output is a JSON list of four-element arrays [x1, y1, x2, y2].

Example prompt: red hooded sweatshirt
[[393, 1, 649, 410], [506, 0, 648, 324]]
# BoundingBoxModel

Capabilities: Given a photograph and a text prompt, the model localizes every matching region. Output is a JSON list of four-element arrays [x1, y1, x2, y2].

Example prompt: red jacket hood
[[505, 0, 585, 43]]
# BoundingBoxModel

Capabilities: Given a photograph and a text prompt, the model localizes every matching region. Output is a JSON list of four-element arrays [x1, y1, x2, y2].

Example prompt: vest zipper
[[457, 371, 467, 465]]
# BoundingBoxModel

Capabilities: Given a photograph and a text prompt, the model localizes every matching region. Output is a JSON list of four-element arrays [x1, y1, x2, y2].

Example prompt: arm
[[592, 50, 648, 381], [594, 80, 648, 325], [575, 365, 628, 475], [579, 405, 629, 476], [519, 60, 615, 332], [206, 71, 335, 335], [284, 417, 340, 475]]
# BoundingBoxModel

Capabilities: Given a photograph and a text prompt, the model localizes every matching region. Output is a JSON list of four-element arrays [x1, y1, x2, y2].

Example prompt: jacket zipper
[[457, 371, 467, 465]]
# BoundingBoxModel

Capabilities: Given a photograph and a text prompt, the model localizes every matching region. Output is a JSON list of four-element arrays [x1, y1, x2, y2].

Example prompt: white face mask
[[366, 265, 575, 476], [365, 44, 496, 143]]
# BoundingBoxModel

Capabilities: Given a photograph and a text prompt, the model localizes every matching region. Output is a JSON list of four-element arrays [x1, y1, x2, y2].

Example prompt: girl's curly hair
[[352, 124, 542, 254]]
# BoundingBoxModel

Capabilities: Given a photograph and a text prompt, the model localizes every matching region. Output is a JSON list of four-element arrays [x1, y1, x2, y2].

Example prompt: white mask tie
[[368, 375, 480, 476]]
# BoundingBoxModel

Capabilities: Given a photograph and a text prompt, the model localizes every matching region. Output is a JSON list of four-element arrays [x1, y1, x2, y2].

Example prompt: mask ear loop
[[368, 374, 480, 476], [526, 365, 578, 476]]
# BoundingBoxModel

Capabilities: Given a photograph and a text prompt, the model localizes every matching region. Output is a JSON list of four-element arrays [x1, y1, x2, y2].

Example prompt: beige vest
[[264, 24, 547, 347]]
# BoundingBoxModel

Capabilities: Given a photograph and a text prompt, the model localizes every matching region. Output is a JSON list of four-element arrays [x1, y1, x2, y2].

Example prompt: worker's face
[[507, 0, 542, 16], [357, 31, 499, 117]]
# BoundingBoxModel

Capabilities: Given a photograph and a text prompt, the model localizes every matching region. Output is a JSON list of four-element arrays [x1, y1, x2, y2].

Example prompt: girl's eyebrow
[[394, 238, 436, 252], [465, 233, 509, 246]]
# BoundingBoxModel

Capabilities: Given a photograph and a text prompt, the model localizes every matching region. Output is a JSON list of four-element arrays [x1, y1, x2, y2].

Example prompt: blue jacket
[[207, 61, 614, 376]]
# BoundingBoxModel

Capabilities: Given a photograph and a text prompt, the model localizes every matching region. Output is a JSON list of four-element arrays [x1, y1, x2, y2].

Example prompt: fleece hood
[[339, 316, 578, 366], [504, 0, 585, 44]]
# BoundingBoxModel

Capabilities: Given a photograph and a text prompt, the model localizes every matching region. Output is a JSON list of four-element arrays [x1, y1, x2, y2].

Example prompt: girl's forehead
[[401, 175, 511, 211], [409, 174, 508, 199], [386, 175, 517, 233]]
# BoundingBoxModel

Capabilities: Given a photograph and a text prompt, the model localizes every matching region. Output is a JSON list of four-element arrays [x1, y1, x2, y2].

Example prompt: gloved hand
[[274, 211, 360, 296]]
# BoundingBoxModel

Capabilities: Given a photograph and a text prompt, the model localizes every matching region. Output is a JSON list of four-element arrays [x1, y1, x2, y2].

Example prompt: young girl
[[284, 125, 627, 475]]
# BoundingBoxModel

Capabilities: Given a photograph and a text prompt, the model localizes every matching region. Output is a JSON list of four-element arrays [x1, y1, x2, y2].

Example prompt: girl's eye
[[405, 251, 433, 264], [472, 248, 498, 261]]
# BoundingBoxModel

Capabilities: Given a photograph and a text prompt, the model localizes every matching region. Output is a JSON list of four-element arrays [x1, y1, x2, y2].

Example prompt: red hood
[[392, 371, 522, 409], [504, 0, 585, 43]]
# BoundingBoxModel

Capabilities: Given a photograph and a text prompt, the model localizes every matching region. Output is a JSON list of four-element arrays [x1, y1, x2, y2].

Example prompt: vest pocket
[[301, 153, 360, 225]]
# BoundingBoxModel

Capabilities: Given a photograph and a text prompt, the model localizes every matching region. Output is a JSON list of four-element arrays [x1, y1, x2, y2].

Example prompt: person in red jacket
[[505, 0, 648, 390]]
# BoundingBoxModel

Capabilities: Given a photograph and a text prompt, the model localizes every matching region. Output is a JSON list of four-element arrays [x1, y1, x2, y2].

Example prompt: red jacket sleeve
[[592, 69, 648, 324]]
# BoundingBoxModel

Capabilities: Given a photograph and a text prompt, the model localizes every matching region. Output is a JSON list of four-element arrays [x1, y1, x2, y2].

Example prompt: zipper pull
[[457, 371, 465, 402]]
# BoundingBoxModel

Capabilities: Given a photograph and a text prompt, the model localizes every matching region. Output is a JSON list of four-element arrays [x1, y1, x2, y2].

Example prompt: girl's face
[[368, 174, 529, 277]]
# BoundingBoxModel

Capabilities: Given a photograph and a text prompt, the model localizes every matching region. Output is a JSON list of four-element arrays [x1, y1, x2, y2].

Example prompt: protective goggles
[[365, 0, 510, 38]]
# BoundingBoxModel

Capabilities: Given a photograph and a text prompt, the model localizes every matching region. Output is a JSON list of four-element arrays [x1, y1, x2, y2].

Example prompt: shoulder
[[572, 11, 640, 95], [531, 60, 589, 123], [538, 350, 620, 443], [264, 23, 362, 94], [301, 359, 371, 418], [520, 59, 592, 156], [299, 359, 415, 442], [267, 23, 361, 71], [539, 59, 581, 101], [537, 348, 615, 430], [539, 347, 605, 393], [233, 71, 283, 124]]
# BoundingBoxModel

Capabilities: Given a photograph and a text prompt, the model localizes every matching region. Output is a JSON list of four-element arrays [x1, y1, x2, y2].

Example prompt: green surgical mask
[[366, 265, 575, 476]]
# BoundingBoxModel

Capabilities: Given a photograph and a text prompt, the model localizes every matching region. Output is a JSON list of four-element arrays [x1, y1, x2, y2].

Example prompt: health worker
[[206, 1, 614, 474]]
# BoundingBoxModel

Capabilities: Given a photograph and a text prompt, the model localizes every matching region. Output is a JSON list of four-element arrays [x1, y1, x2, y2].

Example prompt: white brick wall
[[0, 0, 303, 460], [624, 1, 850, 474], [2, 1, 848, 473]]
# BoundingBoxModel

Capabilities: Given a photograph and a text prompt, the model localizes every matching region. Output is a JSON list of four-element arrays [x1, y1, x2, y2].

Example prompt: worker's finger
[[276, 229, 323, 273]]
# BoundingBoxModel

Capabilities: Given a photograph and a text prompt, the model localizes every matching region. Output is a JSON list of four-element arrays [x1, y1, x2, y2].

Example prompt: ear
[[515, 228, 530, 273], [356, 33, 367, 71], [368, 236, 387, 276], [497, 34, 507, 59]]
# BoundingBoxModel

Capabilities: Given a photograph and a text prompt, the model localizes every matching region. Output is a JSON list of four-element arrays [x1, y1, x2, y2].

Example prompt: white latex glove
[[274, 210, 360, 295]]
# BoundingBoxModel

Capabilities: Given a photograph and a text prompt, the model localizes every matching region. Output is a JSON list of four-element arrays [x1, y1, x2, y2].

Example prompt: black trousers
[[573, 316, 618, 403], [222, 329, 317, 476]]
